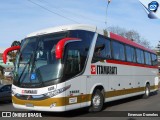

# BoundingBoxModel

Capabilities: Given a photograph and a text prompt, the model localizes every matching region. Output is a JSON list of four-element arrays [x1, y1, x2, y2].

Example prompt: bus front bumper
[[13, 103, 66, 112], [12, 96, 66, 112]]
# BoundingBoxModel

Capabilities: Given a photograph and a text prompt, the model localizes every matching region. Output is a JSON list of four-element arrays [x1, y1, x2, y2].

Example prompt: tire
[[89, 89, 104, 112], [143, 84, 150, 99]]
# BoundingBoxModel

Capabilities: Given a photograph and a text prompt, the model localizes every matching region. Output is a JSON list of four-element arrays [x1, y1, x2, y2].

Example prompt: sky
[[0, 0, 160, 53]]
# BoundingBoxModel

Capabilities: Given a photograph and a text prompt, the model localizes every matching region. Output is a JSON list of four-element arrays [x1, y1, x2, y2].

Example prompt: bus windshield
[[14, 32, 67, 88]]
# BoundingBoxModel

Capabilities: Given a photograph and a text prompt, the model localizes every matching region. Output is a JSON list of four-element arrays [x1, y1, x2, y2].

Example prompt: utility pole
[[105, 0, 111, 30]]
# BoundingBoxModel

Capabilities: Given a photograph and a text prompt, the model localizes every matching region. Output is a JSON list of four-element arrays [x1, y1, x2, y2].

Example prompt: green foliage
[[7, 40, 21, 64], [157, 51, 160, 56]]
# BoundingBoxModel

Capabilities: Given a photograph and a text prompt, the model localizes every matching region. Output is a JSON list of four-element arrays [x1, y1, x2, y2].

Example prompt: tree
[[11, 41, 21, 47], [107, 26, 127, 37], [8, 40, 21, 63], [125, 30, 140, 42], [107, 26, 151, 48]]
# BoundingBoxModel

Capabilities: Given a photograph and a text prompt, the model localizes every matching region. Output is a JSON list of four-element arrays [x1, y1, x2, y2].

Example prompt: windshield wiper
[[29, 42, 45, 87], [18, 53, 33, 85], [18, 41, 45, 87]]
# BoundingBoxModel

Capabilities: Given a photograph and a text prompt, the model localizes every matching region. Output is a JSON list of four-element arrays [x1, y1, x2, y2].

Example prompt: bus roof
[[26, 24, 101, 38], [26, 24, 155, 54]]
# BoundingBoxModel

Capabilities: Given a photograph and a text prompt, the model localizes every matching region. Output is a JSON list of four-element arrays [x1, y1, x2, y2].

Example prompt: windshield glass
[[13, 32, 67, 88]]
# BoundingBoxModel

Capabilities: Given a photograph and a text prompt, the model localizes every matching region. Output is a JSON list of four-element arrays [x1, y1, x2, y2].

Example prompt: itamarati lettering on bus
[[91, 65, 117, 75], [22, 90, 37, 94]]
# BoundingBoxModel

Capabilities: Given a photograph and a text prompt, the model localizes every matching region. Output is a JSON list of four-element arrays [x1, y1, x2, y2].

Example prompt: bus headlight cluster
[[45, 85, 71, 98], [45, 90, 61, 98]]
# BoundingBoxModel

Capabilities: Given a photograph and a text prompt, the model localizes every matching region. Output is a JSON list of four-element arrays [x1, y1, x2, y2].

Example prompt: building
[[0, 54, 4, 76], [153, 49, 160, 73], [0, 54, 14, 77]]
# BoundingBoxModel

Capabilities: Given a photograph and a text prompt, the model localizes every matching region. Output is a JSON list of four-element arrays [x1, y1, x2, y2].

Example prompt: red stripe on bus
[[106, 60, 158, 69], [110, 32, 156, 54]]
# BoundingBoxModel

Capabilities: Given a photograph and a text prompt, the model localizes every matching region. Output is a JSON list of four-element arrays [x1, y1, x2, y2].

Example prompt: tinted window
[[105, 39, 111, 59], [136, 49, 144, 64], [151, 54, 158, 66], [141, 50, 145, 64], [112, 41, 125, 61], [69, 30, 94, 52], [64, 48, 81, 76], [144, 52, 151, 65], [93, 37, 106, 58], [62, 30, 94, 79], [126, 45, 136, 62], [64, 40, 91, 79], [20, 38, 37, 63], [92, 35, 111, 63]]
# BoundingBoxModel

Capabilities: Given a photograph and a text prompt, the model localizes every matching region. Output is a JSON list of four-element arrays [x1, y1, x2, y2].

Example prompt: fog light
[[50, 103, 56, 108]]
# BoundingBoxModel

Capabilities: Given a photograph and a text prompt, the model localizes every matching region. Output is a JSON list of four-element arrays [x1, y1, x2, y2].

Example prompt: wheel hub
[[146, 87, 149, 96], [93, 95, 101, 106]]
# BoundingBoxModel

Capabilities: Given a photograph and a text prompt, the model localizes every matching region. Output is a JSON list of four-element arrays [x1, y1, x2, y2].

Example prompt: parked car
[[0, 84, 12, 101]]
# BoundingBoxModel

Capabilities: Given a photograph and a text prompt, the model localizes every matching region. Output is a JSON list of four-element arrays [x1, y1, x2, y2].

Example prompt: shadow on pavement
[[38, 96, 143, 117], [40, 91, 159, 117], [0, 101, 12, 105], [0, 101, 12, 111]]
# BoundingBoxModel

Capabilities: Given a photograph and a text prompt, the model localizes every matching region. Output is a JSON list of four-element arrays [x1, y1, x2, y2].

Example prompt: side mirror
[[55, 38, 81, 59], [92, 56, 107, 63], [3, 46, 20, 64]]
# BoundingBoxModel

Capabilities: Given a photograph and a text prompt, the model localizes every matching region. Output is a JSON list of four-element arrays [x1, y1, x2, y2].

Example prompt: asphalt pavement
[[0, 91, 160, 120]]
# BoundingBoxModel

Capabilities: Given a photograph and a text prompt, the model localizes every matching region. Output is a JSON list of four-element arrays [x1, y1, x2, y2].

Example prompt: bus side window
[[151, 54, 158, 66], [92, 35, 111, 63], [144, 52, 152, 65], [136, 49, 145, 64], [126, 45, 136, 63], [112, 41, 125, 61], [105, 38, 111, 59]]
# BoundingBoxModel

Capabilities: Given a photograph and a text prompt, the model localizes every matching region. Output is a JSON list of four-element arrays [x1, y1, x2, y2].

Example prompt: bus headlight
[[45, 85, 71, 98], [45, 90, 60, 98]]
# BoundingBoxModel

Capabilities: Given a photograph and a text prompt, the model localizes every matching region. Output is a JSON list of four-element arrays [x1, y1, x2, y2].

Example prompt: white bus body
[[7, 24, 158, 112]]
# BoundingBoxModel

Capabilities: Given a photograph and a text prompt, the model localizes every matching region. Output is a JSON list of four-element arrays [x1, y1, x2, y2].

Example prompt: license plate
[[26, 103, 34, 107]]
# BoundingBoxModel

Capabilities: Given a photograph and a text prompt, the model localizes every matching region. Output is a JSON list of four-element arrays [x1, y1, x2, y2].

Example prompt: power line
[[27, 0, 79, 23], [38, 0, 105, 24]]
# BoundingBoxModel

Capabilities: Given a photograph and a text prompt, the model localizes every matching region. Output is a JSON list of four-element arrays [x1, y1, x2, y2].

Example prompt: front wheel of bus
[[89, 89, 104, 112], [143, 84, 150, 99]]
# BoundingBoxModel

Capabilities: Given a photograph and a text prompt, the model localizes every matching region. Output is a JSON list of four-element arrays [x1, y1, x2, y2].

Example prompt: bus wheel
[[143, 84, 150, 99], [89, 89, 104, 112]]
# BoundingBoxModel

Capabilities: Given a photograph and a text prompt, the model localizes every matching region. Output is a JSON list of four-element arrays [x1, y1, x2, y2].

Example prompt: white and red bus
[[3, 24, 159, 112]]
